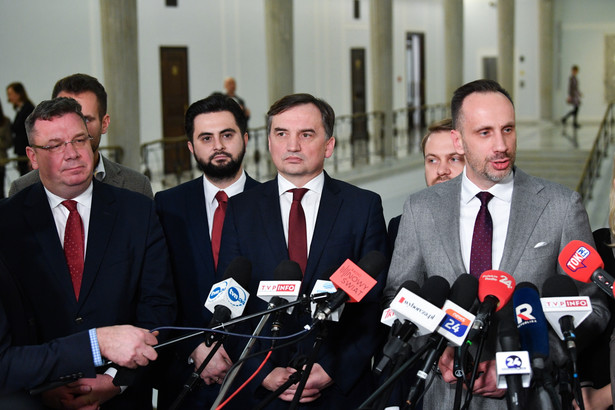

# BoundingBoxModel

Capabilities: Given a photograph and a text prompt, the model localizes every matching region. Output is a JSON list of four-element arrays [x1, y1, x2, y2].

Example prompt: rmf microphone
[[513, 283, 559, 410], [464, 270, 515, 346], [203, 256, 251, 346], [313, 250, 386, 321], [257, 260, 303, 335], [558, 239, 615, 298]]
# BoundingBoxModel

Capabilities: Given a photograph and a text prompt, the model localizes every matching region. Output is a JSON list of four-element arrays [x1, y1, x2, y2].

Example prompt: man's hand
[[262, 363, 333, 403], [438, 346, 456, 383], [189, 343, 232, 385], [42, 384, 93, 409], [61, 375, 120, 409], [438, 349, 505, 398], [97, 325, 158, 368], [573, 385, 613, 410]]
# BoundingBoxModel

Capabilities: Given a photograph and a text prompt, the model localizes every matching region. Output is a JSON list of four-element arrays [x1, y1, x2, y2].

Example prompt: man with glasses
[[9, 73, 153, 198], [0, 97, 175, 409]]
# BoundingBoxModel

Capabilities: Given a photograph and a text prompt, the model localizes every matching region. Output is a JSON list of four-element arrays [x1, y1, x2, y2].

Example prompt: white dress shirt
[[203, 170, 247, 237]]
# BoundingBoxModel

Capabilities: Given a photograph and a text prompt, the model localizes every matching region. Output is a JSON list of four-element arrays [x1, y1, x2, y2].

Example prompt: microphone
[[464, 270, 516, 346], [513, 282, 559, 410], [380, 280, 421, 328], [494, 300, 528, 410], [558, 239, 615, 298], [203, 256, 251, 346], [310, 268, 345, 322], [313, 250, 386, 321], [257, 260, 302, 335]]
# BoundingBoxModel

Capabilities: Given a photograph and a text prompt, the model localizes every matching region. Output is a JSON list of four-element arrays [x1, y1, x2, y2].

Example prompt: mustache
[[208, 151, 232, 161], [489, 152, 512, 161]]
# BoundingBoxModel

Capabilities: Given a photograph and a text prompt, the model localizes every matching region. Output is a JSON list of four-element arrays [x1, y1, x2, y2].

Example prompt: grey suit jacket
[[384, 167, 610, 409], [8, 155, 153, 198]]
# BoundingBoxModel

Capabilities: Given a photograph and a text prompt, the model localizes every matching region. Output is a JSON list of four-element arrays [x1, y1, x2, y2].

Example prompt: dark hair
[[420, 118, 453, 156], [0, 99, 6, 126], [266, 93, 335, 139], [184, 93, 247, 141], [25, 98, 87, 144], [6, 82, 32, 108], [451, 79, 513, 129], [52, 74, 107, 120]]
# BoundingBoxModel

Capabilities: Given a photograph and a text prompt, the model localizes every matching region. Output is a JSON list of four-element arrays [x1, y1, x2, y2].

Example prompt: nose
[[287, 134, 300, 152], [63, 141, 80, 159], [437, 162, 451, 176], [493, 131, 507, 152]]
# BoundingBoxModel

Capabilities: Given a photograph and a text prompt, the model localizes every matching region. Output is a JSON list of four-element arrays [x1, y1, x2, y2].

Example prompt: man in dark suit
[[9, 74, 153, 198], [0, 98, 175, 409], [154, 94, 259, 408], [218, 93, 389, 409], [384, 79, 609, 409]]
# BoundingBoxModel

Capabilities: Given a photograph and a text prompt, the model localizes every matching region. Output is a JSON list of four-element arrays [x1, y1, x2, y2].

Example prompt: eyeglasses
[[31, 136, 93, 154]]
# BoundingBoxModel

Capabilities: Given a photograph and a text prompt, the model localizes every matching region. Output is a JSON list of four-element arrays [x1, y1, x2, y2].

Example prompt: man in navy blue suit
[[154, 94, 260, 409], [0, 98, 176, 409], [218, 93, 389, 408]]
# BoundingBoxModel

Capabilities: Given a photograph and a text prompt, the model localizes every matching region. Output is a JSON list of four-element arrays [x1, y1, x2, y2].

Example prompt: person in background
[[562, 65, 582, 128], [0, 100, 11, 198], [6, 82, 34, 175], [224, 77, 251, 125]]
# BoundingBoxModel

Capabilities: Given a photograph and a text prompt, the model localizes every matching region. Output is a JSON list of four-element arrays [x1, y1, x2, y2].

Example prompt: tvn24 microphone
[[313, 250, 385, 321], [558, 240, 615, 298]]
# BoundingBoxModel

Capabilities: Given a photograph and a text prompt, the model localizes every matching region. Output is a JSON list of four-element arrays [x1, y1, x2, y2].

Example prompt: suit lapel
[[24, 184, 77, 305], [258, 179, 290, 264], [80, 181, 117, 305], [433, 178, 466, 273], [500, 169, 548, 275], [186, 177, 216, 272], [100, 156, 123, 187]]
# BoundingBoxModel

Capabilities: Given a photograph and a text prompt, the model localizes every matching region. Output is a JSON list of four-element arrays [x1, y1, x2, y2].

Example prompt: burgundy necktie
[[288, 188, 309, 274], [211, 191, 228, 270], [62, 200, 84, 299], [470, 191, 494, 278]]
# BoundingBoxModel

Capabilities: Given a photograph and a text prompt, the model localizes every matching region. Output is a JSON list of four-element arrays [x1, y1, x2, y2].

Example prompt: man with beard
[[383, 79, 609, 409], [154, 94, 259, 409], [387, 118, 464, 247]]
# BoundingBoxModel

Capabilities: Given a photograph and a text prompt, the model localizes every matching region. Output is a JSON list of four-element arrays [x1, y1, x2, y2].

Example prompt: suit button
[[75, 317, 84, 324]]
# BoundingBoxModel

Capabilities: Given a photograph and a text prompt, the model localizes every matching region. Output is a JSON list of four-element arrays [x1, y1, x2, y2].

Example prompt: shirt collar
[[277, 172, 325, 197], [460, 166, 514, 205], [45, 181, 94, 210], [203, 170, 247, 205], [94, 152, 106, 181]]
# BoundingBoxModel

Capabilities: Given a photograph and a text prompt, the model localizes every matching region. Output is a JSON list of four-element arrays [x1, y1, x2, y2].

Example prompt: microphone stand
[[289, 320, 327, 410]]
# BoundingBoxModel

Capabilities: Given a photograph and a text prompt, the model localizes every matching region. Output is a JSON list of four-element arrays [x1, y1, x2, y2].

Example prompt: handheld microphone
[[204, 256, 251, 342], [558, 240, 615, 298], [310, 268, 344, 322], [464, 270, 515, 345], [494, 301, 529, 410], [313, 250, 385, 321], [541, 275, 592, 341], [257, 260, 302, 311]]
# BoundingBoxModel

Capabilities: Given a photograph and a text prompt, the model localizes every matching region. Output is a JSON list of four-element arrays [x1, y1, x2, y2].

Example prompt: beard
[[194, 146, 246, 181]]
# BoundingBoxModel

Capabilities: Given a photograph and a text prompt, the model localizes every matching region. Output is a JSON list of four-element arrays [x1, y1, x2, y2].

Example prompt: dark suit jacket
[[387, 214, 401, 250], [218, 172, 389, 409], [153, 173, 259, 408], [11, 100, 34, 156], [0, 181, 176, 409]]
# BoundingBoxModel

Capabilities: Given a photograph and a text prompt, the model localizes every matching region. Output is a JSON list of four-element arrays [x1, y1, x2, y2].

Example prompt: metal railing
[[392, 103, 450, 156], [577, 102, 615, 203]]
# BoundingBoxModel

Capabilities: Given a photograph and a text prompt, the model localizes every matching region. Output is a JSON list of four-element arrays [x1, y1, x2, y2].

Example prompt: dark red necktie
[[288, 188, 308, 274], [211, 190, 228, 270], [62, 200, 84, 299], [469, 191, 494, 278]]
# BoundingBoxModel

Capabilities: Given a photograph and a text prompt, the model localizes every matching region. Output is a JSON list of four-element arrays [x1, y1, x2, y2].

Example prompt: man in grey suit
[[8, 74, 153, 198], [384, 79, 609, 409]]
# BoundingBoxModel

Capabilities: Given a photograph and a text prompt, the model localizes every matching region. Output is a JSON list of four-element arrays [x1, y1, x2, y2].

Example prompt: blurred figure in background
[[6, 82, 34, 175], [562, 65, 582, 128], [0, 101, 11, 198]]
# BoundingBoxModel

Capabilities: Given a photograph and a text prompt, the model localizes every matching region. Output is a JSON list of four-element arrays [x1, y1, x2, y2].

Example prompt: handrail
[[576, 102, 615, 203]]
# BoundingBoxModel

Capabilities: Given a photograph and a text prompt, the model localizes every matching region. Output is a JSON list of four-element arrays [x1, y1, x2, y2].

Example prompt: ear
[[451, 130, 465, 155], [26, 146, 39, 170], [187, 140, 194, 154], [101, 114, 110, 135], [324, 137, 336, 159], [243, 132, 249, 147]]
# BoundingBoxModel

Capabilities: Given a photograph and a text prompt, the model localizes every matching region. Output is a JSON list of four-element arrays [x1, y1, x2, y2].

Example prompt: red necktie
[[470, 191, 494, 278], [62, 200, 84, 299], [288, 188, 309, 274], [211, 190, 228, 270]]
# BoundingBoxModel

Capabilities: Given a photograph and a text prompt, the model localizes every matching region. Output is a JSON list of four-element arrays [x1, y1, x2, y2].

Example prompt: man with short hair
[[154, 93, 259, 409], [384, 79, 609, 409], [388, 118, 464, 246], [9, 73, 153, 198], [218, 93, 388, 409], [0, 98, 175, 409]]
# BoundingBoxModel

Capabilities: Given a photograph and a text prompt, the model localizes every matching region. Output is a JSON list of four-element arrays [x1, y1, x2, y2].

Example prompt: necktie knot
[[215, 190, 228, 205], [290, 188, 308, 202], [476, 191, 493, 206], [62, 199, 78, 212]]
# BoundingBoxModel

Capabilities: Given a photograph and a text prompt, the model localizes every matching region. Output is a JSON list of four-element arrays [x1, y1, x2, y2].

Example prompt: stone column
[[100, 0, 141, 169], [497, 0, 515, 98], [370, 0, 394, 158], [264, 0, 293, 105], [444, 0, 464, 101], [538, 0, 554, 120]]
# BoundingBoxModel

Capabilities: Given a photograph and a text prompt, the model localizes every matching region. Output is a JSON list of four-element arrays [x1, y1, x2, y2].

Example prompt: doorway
[[406, 32, 426, 129]]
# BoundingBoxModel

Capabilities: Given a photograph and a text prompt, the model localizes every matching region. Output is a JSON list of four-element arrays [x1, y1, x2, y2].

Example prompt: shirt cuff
[[104, 367, 128, 394], [89, 328, 103, 367]]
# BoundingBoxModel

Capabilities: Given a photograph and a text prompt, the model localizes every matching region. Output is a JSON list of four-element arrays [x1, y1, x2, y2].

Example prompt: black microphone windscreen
[[357, 250, 387, 279], [399, 280, 421, 295], [222, 256, 252, 289], [421, 276, 450, 308], [273, 260, 303, 281], [449, 274, 478, 310], [496, 300, 520, 350], [516, 281, 539, 292], [542, 275, 579, 297]]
